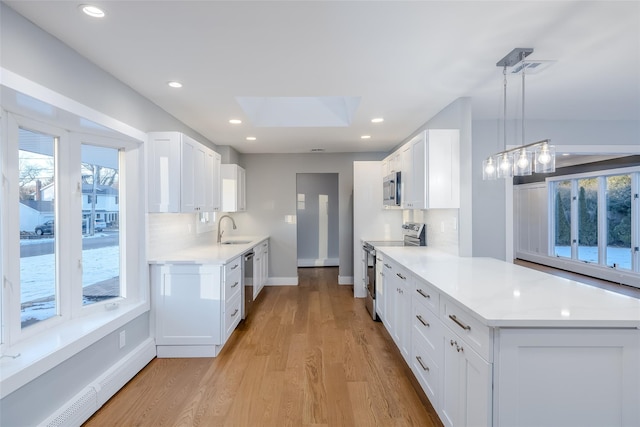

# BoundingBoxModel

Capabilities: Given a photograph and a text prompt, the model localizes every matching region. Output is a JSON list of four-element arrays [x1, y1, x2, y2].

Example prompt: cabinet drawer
[[411, 337, 440, 407], [224, 256, 242, 277], [412, 300, 442, 362], [225, 267, 242, 301], [224, 292, 242, 341], [441, 298, 492, 361], [414, 278, 439, 314]]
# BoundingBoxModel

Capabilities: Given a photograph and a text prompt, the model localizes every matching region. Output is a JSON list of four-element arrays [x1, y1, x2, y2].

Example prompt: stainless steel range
[[363, 222, 426, 320]]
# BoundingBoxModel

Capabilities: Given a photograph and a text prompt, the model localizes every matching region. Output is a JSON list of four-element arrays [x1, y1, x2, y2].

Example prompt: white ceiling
[[4, 1, 640, 154]]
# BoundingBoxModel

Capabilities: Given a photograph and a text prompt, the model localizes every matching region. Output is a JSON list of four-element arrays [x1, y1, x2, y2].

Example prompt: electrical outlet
[[119, 330, 126, 349]]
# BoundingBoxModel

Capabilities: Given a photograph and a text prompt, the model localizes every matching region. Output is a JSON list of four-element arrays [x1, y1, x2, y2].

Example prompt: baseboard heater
[[40, 338, 156, 427]]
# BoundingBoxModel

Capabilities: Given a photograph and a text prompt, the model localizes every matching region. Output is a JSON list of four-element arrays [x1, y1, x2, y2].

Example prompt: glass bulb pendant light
[[535, 142, 556, 173], [514, 148, 533, 176], [483, 157, 497, 180], [497, 153, 514, 178]]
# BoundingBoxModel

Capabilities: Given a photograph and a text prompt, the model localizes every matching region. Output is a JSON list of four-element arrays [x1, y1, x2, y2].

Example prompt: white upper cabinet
[[148, 131, 221, 213], [394, 129, 460, 210], [221, 164, 246, 212]]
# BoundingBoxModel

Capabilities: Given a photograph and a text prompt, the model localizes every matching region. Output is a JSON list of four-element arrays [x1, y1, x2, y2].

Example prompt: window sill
[[0, 301, 149, 399]]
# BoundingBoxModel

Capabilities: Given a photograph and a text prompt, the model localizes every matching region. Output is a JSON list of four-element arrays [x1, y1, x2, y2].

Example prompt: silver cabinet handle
[[416, 356, 429, 372], [231, 308, 239, 317], [231, 264, 239, 270], [417, 289, 430, 299], [384, 263, 392, 269], [396, 273, 406, 280], [416, 315, 429, 327], [449, 314, 471, 331], [231, 281, 239, 288]]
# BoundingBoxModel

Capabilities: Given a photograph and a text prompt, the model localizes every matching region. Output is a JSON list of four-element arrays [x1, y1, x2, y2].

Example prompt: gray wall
[[296, 173, 339, 265], [232, 152, 384, 282]]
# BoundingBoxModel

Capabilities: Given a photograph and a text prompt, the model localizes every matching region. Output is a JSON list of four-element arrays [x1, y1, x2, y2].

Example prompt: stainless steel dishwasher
[[242, 251, 254, 319]]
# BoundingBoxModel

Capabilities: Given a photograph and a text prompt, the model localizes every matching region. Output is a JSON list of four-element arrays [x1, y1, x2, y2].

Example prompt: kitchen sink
[[220, 240, 252, 245]]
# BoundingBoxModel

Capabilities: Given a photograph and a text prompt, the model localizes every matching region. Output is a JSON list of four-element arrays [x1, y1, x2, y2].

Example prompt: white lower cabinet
[[253, 239, 269, 299], [496, 328, 640, 427], [383, 259, 412, 363], [152, 256, 243, 357], [440, 327, 492, 427]]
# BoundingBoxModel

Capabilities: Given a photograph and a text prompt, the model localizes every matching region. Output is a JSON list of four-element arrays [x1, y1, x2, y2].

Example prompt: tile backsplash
[[148, 213, 216, 258]]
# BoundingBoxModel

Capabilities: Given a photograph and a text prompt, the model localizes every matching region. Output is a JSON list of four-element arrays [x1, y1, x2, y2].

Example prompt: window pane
[[606, 174, 632, 269], [553, 180, 572, 258], [577, 177, 598, 263], [81, 144, 120, 306], [19, 129, 57, 327]]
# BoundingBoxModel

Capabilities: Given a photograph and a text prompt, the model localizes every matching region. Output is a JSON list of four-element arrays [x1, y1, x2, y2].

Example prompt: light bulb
[[538, 149, 551, 164], [484, 160, 495, 174], [517, 151, 530, 168], [499, 155, 511, 170]]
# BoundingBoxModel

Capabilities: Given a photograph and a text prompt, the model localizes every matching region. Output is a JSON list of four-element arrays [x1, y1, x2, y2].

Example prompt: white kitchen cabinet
[[151, 255, 243, 357], [402, 129, 460, 209], [375, 253, 385, 322], [253, 239, 269, 298], [440, 326, 492, 427], [221, 164, 246, 212], [148, 131, 221, 213], [496, 328, 640, 427], [204, 149, 222, 212], [383, 258, 412, 363]]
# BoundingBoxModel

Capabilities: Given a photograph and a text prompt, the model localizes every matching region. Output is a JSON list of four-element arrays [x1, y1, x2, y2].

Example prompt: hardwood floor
[[84, 267, 441, 427]]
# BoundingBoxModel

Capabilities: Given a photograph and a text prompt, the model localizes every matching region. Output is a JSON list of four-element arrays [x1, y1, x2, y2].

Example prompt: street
[[20, 231, 120, 257]]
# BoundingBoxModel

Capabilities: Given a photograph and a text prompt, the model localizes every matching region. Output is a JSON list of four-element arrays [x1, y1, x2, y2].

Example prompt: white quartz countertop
[[377, 247, 640, 328], [148, 236, 269, 265]]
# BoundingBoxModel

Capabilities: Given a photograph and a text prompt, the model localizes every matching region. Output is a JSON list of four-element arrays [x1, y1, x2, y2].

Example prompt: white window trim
[[0, 72, 149, 396]]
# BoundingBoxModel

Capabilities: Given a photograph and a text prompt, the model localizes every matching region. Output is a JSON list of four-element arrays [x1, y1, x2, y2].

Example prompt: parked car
[[34, 220, 55, 235], [94, 219, 106, 231]]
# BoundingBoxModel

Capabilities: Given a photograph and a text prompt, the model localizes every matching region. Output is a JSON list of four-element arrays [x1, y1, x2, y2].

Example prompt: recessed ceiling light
[[229, 119, 242, 124], [79, 4, 105, 18], [562, 153, 570, 156], [371, 118, 384, 123], [167, 81, 182, 88], [361, 135, 371, 139], [246, 136, 257, 141]]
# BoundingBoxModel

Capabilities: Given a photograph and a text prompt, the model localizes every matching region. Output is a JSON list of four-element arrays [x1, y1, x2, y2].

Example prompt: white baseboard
[[40, 338, 156, 427], [266, 276, 298, 286], [338, 275, 354, 285], [297, 258, 339, 267]]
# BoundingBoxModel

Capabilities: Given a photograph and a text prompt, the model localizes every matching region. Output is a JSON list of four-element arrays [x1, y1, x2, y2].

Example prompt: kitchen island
[[149, 236, 269, 357], [376, 246, 640, 427]]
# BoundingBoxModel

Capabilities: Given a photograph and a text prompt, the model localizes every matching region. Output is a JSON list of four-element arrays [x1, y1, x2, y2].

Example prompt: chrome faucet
[[217, 215, 237, 244]]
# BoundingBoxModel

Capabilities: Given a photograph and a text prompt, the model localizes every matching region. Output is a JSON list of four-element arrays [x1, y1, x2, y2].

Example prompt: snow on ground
[[20, 245, 119, 326], [554, 246, 632, 269], [19, 233, 109, 246]]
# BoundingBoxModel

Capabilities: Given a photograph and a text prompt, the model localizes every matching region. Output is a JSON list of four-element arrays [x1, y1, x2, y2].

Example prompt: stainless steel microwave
[[383, 171, 401, 206]]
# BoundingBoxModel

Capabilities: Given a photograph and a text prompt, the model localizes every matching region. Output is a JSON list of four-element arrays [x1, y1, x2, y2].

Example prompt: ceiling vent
[[510, 60, 557, 75]]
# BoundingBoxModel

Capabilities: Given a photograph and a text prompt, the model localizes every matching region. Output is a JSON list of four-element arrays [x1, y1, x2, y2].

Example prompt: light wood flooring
[[84, 267, 441, 427]]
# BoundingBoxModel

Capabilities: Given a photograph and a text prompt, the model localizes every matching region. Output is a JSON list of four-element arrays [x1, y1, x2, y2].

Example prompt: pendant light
[[482, 48, 556, 180]]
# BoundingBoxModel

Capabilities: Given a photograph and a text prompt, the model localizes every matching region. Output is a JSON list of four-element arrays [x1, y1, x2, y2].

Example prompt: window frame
[[2, 112, 147, 348], [547, 166, 640, 273]]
